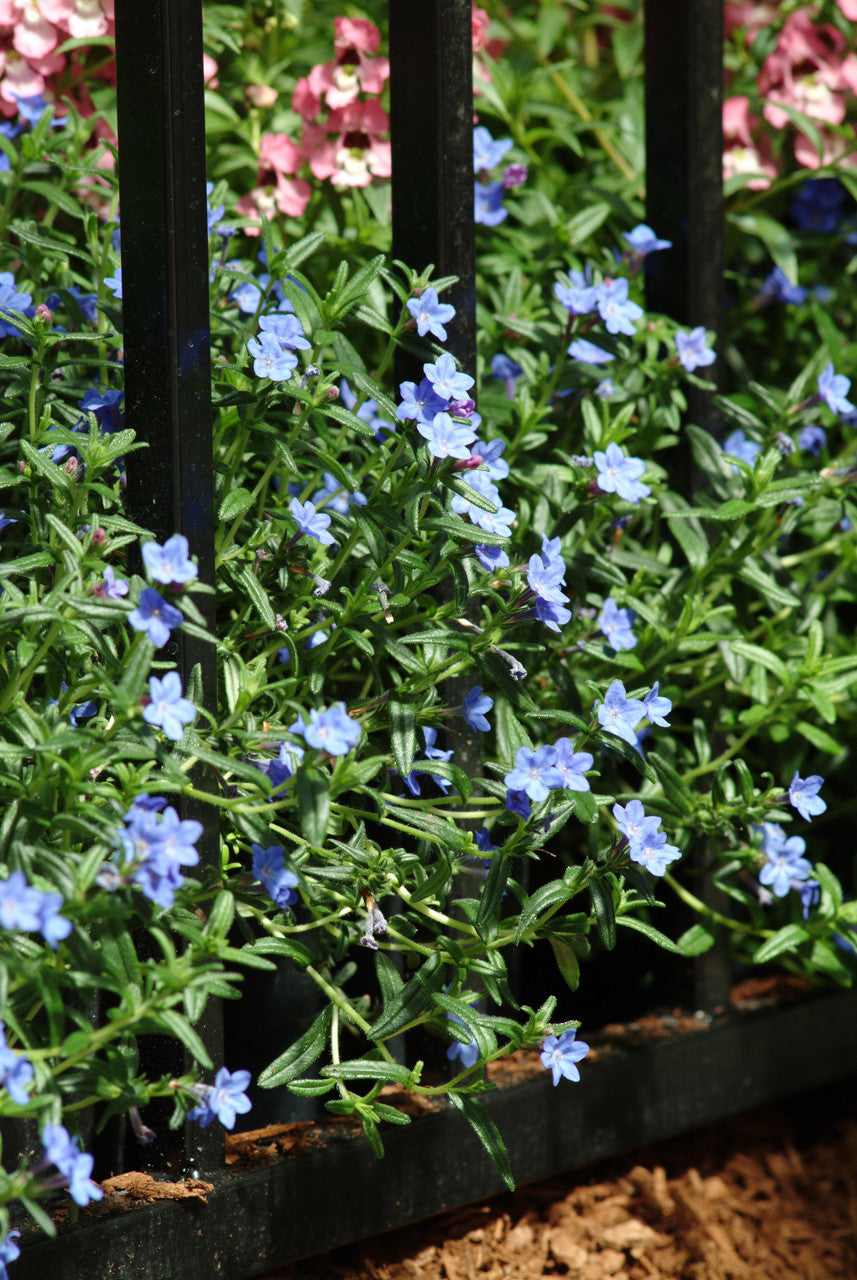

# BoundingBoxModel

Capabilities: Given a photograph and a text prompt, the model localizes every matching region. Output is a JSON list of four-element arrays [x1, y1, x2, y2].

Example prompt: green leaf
[[157, 1009, 213, 1068], [389, 698, 417, 777], [219, 488, 255, 522], [205, 890, 235, 940], [235, 564, 277, 628], [549, 937, 580, 991], [675, 923, 716, 956], [615, 915, 680, 953], [588, 876, 616, 950], [258, 1005, 333, 1087], [245, 937, 312, 966], [370, 951, 445, 1040], [447, 1094, 515, 1190], [753, 923, 810, 965], [295, 765, 330, 846], [795, 720, 842, 756], [476, 854, 510, 940], [375, 950, 404, 1004], [322, 1058, 413, 1084]]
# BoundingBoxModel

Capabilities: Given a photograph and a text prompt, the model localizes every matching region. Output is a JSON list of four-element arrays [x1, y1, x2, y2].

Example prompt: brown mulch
[[260, 1087, 857, 1280]]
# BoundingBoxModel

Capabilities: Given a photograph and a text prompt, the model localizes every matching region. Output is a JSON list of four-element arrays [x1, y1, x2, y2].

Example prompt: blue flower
[[788, 772, 826, 823], [631, 827, 681, 876], [473, 125, 513, 172], [553, 739, 592, 792], [0, 871, 43, 932], [188, 1067, 253, 1129], [675, 327, 716, 373], [289, 497, 335, 545], [302, 702, 360, 755], [446, 1012, 479, 1069], [789, 178, 845, 232], [142, 533, 198, 586], [143, 671, 196, 741], [599, 597, 637, 651], [0, 271, 32, 337], [504, 745, 563, 803], [258, 311, 311, 351], [474, 180, 507, 226], [524, 534, 572, 633], [104, 267, 122, 299], [41, 1124, 103, 1206], [0, 1021, 33, 1106], [594, 278, 643, 336], [756, 267, 807, 307], [621, 224, 672, 257], [417, 411, 477, 460], [128, 586, 184, 648], [473, 436, 510, 481], [116, 798, 201, 909], [315, 472, 367, 515], [593, 442, 650, 505], [643, 683, 672, 727], [451, 469, 515, 537], [489, 353, 523, 398], [247, 330, 298, 380], [758, 823, 812, 898], [505, 788, 532, 819], [462, 686, 493, 733], [252, 844, 299, 908], [37, 891, 72, 949], [723, 429, 761, 472], [95, 565, 130, 598], [474, 543, 511, 572], [798, 425, 826, 455], [554, 269, 598, 316], [407, 287, 456, 341], [423, 353, 474, 402], [540, 1028, 590, 1086], [568, 338, 612, 365], [0, 1229, 20, 1280], [817, 362, 855, 416], [596, 680, 646, 747], [397, 377, 449, 424]]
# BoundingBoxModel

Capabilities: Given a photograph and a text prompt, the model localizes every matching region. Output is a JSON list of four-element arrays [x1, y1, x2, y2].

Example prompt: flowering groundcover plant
[[1, 0, 857, 1261]]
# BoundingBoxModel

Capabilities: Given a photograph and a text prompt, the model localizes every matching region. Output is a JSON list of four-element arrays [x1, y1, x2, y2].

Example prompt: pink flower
[[838, 0, 857, 17], [12, 8, 58, 61], [39, 0, 112, 39], [722, 96, 777, 188], [724, 2, 778, 42], [305, 100, 391, 187], [259, 132, 301, 175], [292, 76, 321, 121], [723, 95, 754, 148], [333, 16, 380, 55], [203, 53, 218, 88]]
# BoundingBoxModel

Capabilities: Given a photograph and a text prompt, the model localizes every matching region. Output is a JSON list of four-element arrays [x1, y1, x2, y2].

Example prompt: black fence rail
[[17, 1, 857, 1275]]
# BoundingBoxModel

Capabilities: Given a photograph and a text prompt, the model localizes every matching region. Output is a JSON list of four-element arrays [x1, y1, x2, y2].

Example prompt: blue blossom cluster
[[404, 727, 454, 796], [757, 823, 816, 913], [592, 442, 650, 505], [252, 843, 299, 909], [108, 794, 202, 909], [0, 871, 71, 949], [0, 1021, 33, 1106], [40, 1123, 103, 1207], [503, 738, 593, 816], [523, 534, 572, 631], [473, 125, 522, 226], [0, 270, 33, 339], [612, 799, 681, 877], [186, 1066, 253, 1129], [595, 680, 671, 748], [129, 533, 196, 648], [247, 309, 311, 381], [143, 671, 196, 742], [598, 597, 636, 651], [554, 268, 643, 337]]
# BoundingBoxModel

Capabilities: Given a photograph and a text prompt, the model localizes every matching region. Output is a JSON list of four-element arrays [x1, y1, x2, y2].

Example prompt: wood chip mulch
[[261, 1085, 857, 1280]]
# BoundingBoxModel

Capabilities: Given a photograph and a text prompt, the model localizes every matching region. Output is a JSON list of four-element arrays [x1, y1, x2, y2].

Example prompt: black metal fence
[[16, 3, 857, 1276]]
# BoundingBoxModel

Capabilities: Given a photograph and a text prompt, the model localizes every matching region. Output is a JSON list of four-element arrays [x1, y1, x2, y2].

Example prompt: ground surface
[[259, 1079, 857, 1280]]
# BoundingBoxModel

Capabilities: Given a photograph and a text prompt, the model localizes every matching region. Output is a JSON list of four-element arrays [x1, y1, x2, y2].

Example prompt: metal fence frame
[[16, 2, 857, 1275]]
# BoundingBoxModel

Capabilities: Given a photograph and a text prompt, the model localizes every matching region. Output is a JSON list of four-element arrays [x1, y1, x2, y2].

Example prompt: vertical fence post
[[388, 0, 476, 381], [644, 2, 731, 1012], [114, 0, 223, 1171]]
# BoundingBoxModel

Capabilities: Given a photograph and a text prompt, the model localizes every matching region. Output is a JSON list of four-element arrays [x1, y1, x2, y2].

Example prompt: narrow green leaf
[[447, 1094, 515, 1190], [258, 1005, 333, 1087], [296, 765, 330, 846], [615, 915, 680, 953], [752, 923, 810, 965], [549, 937, 580, 991]]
